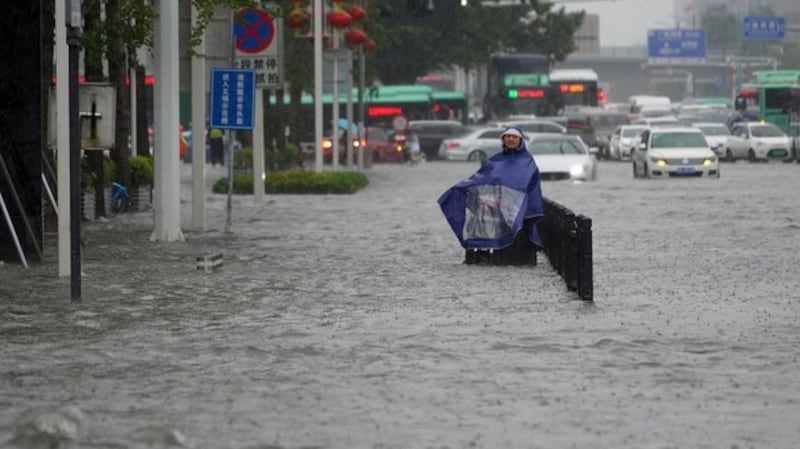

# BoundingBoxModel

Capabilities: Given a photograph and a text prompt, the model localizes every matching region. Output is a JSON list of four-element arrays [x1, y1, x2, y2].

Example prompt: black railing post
[[577, 215, 593, 301]]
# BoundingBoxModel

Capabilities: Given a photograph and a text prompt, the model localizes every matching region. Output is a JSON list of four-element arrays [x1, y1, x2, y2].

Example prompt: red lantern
[[286, 9, 310, 30], [345, 28, 367, 45], [327, 10, 353, 28], [347, 5, 367, 21], [363, 39, 377, 52]]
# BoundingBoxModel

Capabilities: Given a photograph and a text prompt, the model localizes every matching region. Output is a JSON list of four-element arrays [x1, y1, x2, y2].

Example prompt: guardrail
[[538, 198, 593, 301]]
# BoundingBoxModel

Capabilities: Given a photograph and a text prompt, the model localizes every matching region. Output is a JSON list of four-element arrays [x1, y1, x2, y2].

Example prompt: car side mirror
[[637, 142, 647, 151]]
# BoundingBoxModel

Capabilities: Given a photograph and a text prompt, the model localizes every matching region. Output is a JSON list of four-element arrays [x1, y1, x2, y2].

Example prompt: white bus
[[549, 69, 600, 110]]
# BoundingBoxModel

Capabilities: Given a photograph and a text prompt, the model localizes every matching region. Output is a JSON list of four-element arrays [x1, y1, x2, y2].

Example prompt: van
[[628, 95, 672, 119]]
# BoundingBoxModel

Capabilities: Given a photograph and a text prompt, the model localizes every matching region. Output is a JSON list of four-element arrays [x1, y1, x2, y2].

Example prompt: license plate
[[676, 167, 695, 174], [768, 149, 787, 157]]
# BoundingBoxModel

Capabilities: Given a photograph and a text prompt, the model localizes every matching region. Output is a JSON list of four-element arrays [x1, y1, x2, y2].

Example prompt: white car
[[609, 125, 649, 160], [724, 122, 793, 162], [692, 122, 731, 157], [438, 127, 505, 161], [527, 133, 598, 182], [631, 127, 719, 178]]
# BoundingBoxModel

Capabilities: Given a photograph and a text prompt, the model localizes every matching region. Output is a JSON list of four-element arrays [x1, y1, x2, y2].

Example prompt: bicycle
[[110, 181, 129, 215]]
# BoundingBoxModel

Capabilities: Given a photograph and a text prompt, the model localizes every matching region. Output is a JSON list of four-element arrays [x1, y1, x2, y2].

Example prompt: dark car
[[408, 120, 472, 160], [564, 108, 629, 159], [365, 127, 405, 163]]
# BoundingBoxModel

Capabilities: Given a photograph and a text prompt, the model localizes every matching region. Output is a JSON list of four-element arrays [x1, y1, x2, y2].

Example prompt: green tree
[[373, 0, 584, 84]]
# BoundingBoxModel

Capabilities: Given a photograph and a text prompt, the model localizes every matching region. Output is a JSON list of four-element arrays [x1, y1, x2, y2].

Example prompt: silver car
[[438, 127, 505, 161], [609, 125, 649, 160], [527, 133, 598, 182], [692, 122, 731, 158]]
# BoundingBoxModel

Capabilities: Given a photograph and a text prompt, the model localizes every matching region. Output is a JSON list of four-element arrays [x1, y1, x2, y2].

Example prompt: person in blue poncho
[[437, 126, 544, 265]]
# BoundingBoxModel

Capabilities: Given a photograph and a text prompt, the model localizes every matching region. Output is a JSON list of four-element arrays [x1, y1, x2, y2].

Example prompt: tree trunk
[[106, 0, 131, 189], [135, 64, 149, 156]]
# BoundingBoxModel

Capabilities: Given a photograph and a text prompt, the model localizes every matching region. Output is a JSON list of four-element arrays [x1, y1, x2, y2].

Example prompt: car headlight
[[650, 157, 668, 166], [702, 157, 716, 166], [570, 164, 588, 176]]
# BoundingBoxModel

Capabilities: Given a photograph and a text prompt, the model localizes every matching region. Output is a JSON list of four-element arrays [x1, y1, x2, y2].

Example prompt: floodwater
[[2, 159, 800, 449]]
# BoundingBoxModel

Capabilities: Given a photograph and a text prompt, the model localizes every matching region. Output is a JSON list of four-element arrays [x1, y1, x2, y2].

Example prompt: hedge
[[212, 169, 368, 194]]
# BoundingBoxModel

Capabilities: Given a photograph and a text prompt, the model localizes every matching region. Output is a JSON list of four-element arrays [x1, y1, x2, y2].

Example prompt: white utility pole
[[151, 0, 184, 242], [253, 90, 265, 204], [314, 0, 324, 172], [55, 0, 71, 276]]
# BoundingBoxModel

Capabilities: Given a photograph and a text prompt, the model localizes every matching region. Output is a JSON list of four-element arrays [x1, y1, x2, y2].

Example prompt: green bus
[[364, 84, 435, 128], [735, 70, 800, 132], [270, 85, 437, 141]]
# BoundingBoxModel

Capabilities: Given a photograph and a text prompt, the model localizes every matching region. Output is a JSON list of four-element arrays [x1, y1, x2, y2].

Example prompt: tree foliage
[[373, 0, 584, 84]]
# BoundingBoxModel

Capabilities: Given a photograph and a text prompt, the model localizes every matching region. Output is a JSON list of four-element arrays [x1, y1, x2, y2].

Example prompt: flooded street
[[2, 159, 800, 449]]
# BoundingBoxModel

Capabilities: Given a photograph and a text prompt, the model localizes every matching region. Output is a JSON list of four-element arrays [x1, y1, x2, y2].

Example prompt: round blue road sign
[[234, 9, 275, 54]]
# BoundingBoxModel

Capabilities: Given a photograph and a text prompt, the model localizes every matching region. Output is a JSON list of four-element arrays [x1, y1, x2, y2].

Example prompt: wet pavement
[[1, 159, 800, 449]]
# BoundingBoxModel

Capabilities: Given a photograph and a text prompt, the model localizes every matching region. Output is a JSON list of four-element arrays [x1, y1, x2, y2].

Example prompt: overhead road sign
[[233, 8, 283, 88], [209, 69, 256, 130], [647, 29, 707, 65], [743, 16, 785, 40]]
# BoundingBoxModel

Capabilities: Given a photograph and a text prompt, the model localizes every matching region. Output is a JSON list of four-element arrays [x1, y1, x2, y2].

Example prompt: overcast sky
[[561, 0, 678, 47]]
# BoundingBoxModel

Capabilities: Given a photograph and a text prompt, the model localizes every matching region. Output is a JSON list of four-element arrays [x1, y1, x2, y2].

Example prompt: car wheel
[[748, 148, 757, 162], [468, 150, 486, 162], [725, 148, 734, 162]]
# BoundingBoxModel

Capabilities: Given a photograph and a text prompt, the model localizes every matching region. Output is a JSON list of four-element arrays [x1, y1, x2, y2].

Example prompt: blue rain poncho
[[437, 128, 544, 250]]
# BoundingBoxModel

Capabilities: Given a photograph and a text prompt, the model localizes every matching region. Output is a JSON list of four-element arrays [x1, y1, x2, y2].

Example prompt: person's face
[[503, 134, 522, 150]]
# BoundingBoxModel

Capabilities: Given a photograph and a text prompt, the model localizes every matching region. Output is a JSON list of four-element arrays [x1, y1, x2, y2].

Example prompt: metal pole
[[190, 4, 207, 230], [357, 47, 365, 171], [313, 0, 323, 172], [346, 50, 354, 169], [225, 131, 233, 234], [332, 33, 340, 171], [67, 23, 82, 301], [253, 89, 265, 204], [56, 0, 70, 276]]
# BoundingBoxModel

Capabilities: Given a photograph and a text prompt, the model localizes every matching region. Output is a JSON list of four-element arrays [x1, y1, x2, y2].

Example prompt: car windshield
[[697, 125, 730, 136], [751, 125, 785, 137], [622, 127, 647, 137], [528, 139, 586, 155], [651, 132, 708, 148]]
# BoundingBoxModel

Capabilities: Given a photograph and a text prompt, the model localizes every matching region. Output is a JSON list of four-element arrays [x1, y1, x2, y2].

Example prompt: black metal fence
[[538, 197, 593, 301]]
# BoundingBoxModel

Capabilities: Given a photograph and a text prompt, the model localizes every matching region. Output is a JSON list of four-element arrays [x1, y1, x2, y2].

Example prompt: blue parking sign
[[209, 69, 256, 130], [744, 16, 785, 39]]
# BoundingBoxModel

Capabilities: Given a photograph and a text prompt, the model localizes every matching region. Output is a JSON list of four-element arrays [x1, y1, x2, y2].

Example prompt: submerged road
[[1, 159, 799, 448]]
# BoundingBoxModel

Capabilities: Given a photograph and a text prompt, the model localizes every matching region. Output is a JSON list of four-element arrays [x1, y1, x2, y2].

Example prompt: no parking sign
[[233, 8, 283, 88]]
